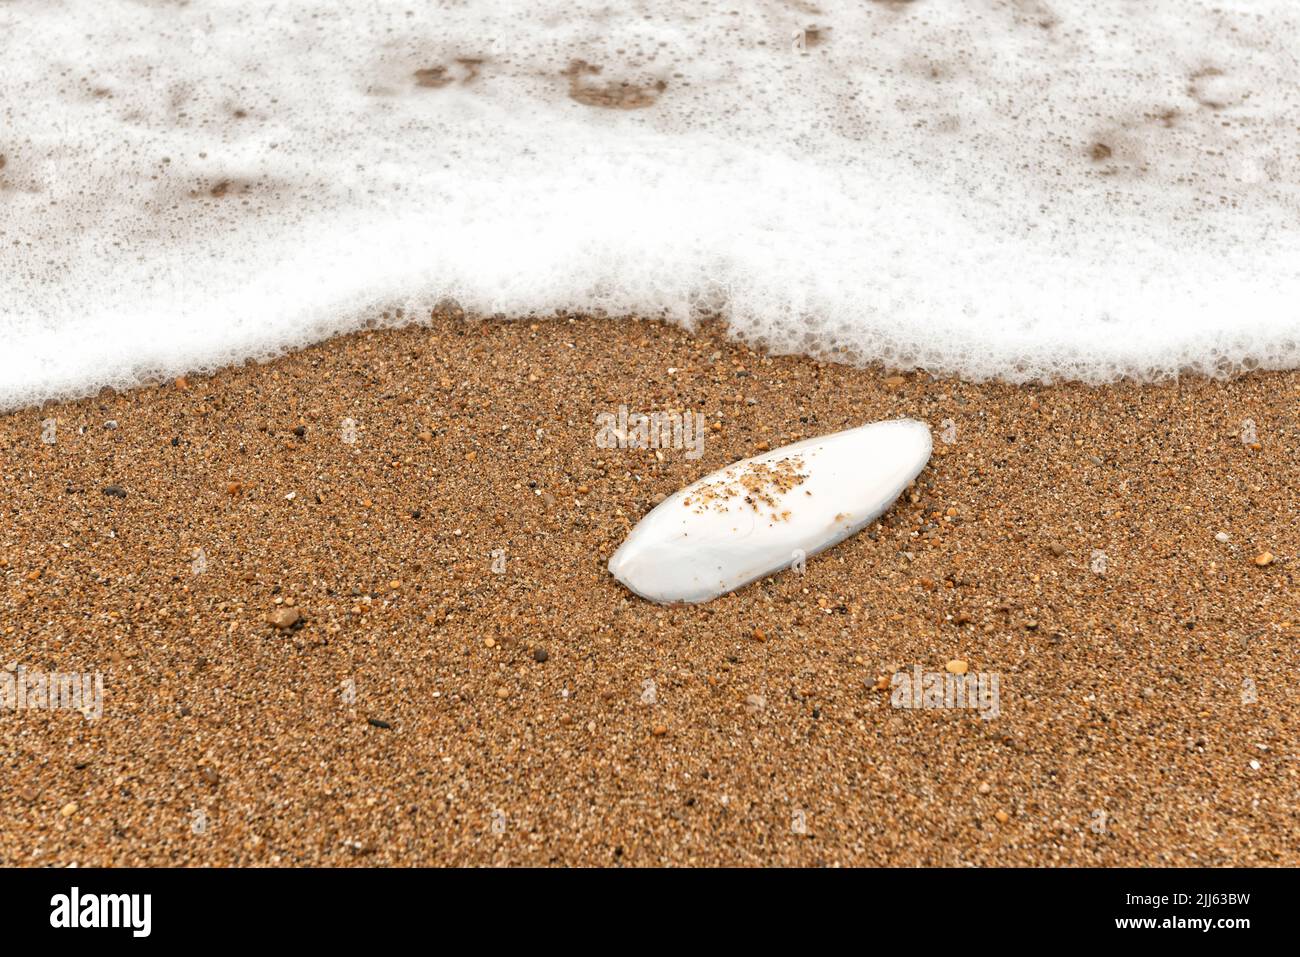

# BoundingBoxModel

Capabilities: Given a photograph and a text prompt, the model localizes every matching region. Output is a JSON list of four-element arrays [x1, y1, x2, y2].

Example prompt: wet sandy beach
[[1, 314, 1296, 866]]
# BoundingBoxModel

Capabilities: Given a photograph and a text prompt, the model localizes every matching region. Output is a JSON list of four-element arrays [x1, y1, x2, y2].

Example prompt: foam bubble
[[2, 0, 1298, 408]]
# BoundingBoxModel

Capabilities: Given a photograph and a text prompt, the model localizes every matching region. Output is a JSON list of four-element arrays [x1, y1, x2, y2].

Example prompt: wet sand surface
[[1, 314, 1296, 866]]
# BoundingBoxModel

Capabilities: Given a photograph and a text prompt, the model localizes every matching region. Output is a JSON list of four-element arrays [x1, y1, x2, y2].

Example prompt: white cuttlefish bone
[[608, 419, 932, 604]]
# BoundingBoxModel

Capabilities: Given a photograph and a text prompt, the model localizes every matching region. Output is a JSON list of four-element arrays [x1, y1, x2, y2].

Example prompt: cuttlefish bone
[[608, 418, 932, 604]]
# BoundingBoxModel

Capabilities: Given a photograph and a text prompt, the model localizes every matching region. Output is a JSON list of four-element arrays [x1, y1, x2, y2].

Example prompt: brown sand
[[1, 314, 1296, 866]]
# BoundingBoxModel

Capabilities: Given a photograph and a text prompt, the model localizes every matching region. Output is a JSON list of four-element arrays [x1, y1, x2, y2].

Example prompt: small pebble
[[1254, 551, 1275, 567], [60, 802, 78, 818], [1215, 531, 1230, 543], [102, 485, 127, 498], [946, 659, 968, 675], [533, 648, 548, 663], [266, 607, 301, 630]]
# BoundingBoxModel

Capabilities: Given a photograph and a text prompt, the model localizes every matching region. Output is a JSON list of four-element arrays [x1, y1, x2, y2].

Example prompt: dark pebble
[[367, 717, 392, 729], [293, 426, 306, 437], [102, 485, 127, 498], [533, 648, 548, 663]]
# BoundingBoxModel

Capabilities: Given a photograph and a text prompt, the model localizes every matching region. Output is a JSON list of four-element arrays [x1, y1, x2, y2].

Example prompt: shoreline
[[1, 315, 1296, 865]]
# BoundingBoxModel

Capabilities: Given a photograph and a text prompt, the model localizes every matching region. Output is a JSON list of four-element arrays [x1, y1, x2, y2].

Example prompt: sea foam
[[2, 0, 1298, 408]]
